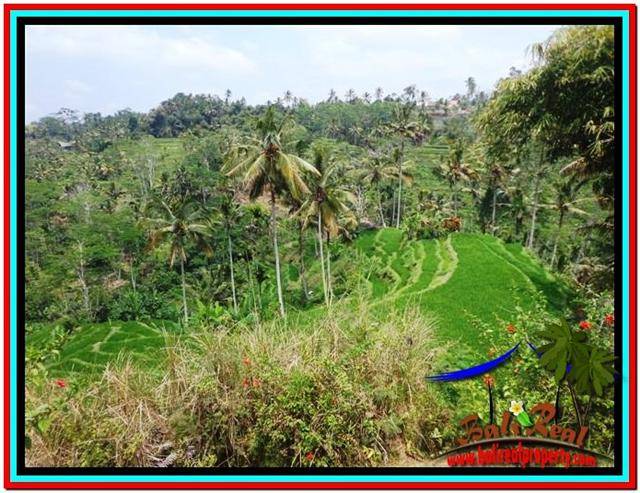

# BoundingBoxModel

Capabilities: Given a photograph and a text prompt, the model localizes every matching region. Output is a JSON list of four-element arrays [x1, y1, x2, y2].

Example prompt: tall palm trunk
[[391, 190, 397, 226], [180, 256, 188, 324], [298, 220, 309, 303], [317, 210, 329, 306], [270, 189, 286, 317], [396, 140, 405, 228], [527, 175, 541, 250], [377, 186, 387, 227], [550, 209, 566, 269], [227, 230, 238, 315], [129, 256, 137, 293], [326, 232, 333, 304], [527, 151, 545, 249]]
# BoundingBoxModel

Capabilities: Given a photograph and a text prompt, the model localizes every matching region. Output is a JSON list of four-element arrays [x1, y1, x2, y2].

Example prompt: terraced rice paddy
[[30, 229, 570, 376], [355, 229, 570, 356], [28, 320, 180, 375]]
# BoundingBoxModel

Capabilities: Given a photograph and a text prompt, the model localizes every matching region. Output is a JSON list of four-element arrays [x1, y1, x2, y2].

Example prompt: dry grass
[[26, 298, 450, 467]]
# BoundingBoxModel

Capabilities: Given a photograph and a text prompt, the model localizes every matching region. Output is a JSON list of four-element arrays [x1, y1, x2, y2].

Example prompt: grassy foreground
[[26, 301, 449, 467]]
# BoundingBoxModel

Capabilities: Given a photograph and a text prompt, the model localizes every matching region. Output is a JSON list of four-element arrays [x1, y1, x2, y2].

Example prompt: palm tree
[[375, 87, 384, 101], [345, 89, 357, 103], [217, 188, 243, 315], [146, 198, 212, 323], [224, 107, 319, 317], [283, 90, 293, 107], [437, 143, 478, 216], [359, 152, 400, 227], [298, 144, 355, 305], [383, 103, 429, 227], [484, 163, 508, 234], [465, 77, 477, 99], [522, 147, 550, 250], [540, 178, 591, 268]]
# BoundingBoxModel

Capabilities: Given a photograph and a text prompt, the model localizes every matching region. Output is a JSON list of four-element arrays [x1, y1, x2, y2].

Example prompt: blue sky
[[25, 24, 559, 122]]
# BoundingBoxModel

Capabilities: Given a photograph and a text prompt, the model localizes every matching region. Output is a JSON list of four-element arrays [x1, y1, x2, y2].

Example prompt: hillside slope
[[30, 230, 570, 375]]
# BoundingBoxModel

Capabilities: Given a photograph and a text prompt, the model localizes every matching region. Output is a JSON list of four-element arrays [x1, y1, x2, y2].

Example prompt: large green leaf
[[537, 319, 589, 383]]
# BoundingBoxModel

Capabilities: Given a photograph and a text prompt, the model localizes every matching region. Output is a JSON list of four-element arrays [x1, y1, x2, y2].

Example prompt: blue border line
[[10, 8, 631, 484]]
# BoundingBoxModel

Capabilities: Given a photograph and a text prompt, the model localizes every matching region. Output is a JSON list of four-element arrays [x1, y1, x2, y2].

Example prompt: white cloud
[[26, 25, 256, 74]]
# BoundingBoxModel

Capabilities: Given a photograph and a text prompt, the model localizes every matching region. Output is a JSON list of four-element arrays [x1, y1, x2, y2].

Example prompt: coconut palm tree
[[436, 143, 478, 217], [146, 197, 212, 324], [383, 103, 430, 227], [217, 187, 243, 315], [360, 152, 401, 227], [224, 107, 319, 317], [298, 145, 355, 306]]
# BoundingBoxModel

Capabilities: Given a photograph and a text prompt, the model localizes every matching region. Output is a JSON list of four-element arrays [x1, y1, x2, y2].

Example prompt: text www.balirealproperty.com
[[447, 443, 598, 468]]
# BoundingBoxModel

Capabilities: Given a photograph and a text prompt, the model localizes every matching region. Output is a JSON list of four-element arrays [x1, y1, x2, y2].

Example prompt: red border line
[[3, 2, 12, 492], [2, 2, 638, 10], [3, 3, 637, 490]]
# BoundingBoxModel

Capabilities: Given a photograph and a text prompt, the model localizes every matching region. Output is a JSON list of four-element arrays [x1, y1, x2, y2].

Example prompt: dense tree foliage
[[25, 25, 614, 327]]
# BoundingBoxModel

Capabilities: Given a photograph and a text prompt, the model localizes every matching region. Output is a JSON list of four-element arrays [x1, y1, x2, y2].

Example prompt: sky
[[25, 24, 560, 123]]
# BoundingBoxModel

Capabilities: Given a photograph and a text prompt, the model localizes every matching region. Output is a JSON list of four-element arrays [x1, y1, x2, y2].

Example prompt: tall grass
[[26, 298, 448, 467]]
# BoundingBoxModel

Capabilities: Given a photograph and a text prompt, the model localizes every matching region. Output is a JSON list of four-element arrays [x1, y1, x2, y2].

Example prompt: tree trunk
[[378, 187, 387, 228], [227, 231, 238, 315], [298, 221, 309, 303], [396, 140, 405, 228], [326, 232, 333, 305], [391, 190, 397, 226], [527, 152, 544, 249], [568, 383, 584, 428], [527, 175, 541, 250], [554, 382, 563, 425], [550, 210, 565, 269], [180, 256, 188, 324], [317, 210, 329, 306], [270, 189, 286, 317], [129, 256, 137, 293]]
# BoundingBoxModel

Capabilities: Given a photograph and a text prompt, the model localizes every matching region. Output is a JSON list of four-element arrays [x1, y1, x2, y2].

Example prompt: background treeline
[[25, 25, 614, 326]]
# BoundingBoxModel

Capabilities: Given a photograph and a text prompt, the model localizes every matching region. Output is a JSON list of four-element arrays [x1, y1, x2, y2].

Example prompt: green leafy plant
[[537, 318, 615, 427]]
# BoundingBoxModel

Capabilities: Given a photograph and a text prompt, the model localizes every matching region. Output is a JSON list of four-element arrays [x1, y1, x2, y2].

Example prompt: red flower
[[305, 451, 315, 462], [483, 374, 494, 388], [604, 313, 615, 327], [506, 324, 517, 334], [579, 320, 592, 330], [242, 377, 250, 389], [242, 357, 251, 366], [54, 379, 67, 389], [252, 377, 261, 388]]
